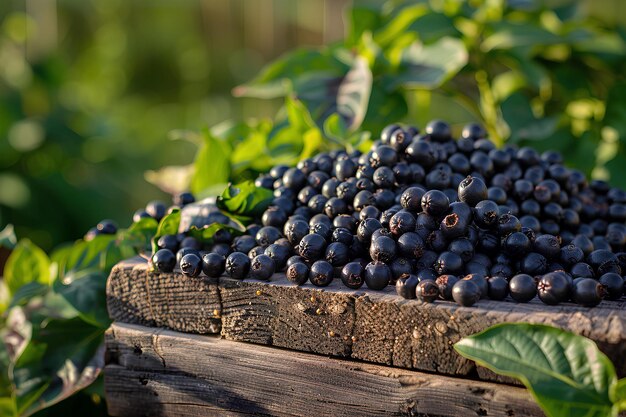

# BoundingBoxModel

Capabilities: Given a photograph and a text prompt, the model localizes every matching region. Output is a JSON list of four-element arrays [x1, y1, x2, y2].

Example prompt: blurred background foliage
[[0, 0, 348, 252], [1, 0, 626, 254]]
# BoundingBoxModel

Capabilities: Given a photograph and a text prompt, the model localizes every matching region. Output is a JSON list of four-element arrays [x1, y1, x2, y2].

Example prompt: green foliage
[[455, 323, 626, 417], [233, 0, 626, 187], [216, 181, 274, 225], [4, 240, 50, 296], [150, 209, 181, 255], [0, 225, 16, 250]]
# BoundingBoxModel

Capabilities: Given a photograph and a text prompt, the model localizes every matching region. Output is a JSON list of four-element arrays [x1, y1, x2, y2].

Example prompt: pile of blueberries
[[149, 120, 626, 308]]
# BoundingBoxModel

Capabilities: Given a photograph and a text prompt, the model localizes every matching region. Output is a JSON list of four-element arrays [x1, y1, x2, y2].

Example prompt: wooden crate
[[104, 258, 626, 416]]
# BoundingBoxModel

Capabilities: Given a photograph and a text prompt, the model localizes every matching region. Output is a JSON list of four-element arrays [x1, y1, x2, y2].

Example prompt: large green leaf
[[150, 208, 181, 254], [454, 323, 618, 417], [335, 56, 372, 131], [0, 224, 16, 249], [4, 240, 51, 296], [216, 181, 273, 225], [52, 269, 110, 329], [10, 318, 104, 417], [191, 128, 231, 195], [384, 37, 468, 91], [233, 48, 348, 99], [59, 235, 117, 277], [481, 22, 563, 52]]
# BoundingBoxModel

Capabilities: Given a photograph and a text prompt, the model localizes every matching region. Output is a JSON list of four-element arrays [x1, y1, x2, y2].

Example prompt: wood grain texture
[[105, 322, 546, 417], [107, 259, 221, 334], [107, 258, 626, 380]]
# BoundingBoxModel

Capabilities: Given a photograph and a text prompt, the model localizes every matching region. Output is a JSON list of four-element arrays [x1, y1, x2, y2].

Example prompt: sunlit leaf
[[384, 37, 468, 91], [4, 240, 51, 296], [191, 128, 231, 196], [150, 208, 181, 254], [216, 181, 273, 224], [11, 318, 104, 417], [482, 22, 562, 52], [0, 224, 17, 249], [144, 164, 194, 195], [455, 323, 617, 417], [233, 48, 348, 98], [52, 269, 110, 329]]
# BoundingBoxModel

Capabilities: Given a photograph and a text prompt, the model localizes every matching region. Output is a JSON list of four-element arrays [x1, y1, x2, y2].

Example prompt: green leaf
[[0, 224, 16, 249], [481, 22, 563, 52], [216, 181, 273, 224], [324, 113, 349, 145], [612, 379, 626, 412], [122, 217, 158, 251], [361, 87, 408, 135], [385, 37, 468, 91], [52, 269, 110, 329], [336, 56, 372, 131], [345, 6, 382, 47], [144, 164, 194, 195], [406, 12, 460, 43], [8, 282, 48, 309], [500, 92, 557, 142], [62, 235, 117, 275], [454, 323, 617, 417], [4, 240, 51, 296], [0, 398, 16, 417], [191, 128, 231, 196], [187, 222, 245, 245], [373, 3, 429, 48], [233, 48, 348, 99], [11, 318, 104, 417], [150, 208, 181, 254]]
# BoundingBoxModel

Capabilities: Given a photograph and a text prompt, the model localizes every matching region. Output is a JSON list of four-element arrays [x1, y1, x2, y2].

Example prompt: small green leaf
[[151, 209, 181, 254], [454, 323, 617, 417], [373, 3, 429, 48], [4, 240, 51, 296], [191, 129, 231, 196], [0, 224, 17, 249], [53, 269, 110, 329], [385, 37, 468, 91], [216, 181, 273, 225]]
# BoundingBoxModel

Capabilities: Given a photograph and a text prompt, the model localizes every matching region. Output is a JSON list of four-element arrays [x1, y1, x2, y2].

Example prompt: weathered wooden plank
[[105, 322, 546, 417], [219, 277, 355, 356], [106, 258, 626, 380], [106, 259, 221, 334], [351, 289, 626, 382]]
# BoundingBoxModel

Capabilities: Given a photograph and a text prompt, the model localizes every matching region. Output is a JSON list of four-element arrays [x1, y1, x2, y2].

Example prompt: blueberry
[[180, 253, 202, 277], [286, 262, 309, 285], [397, 232, 426, 259], [509, 274, 537, 303], [341, 262, 365, 289], [225, 252, 251, 280], [256, 226, 282, 246], [458, 176, 488, 207], [202, 252, 225, 278], [325, 242, 350, 267], [157, 234, 179, 252], [364, 261, 391, 290], [452, 280, 481, 307], [152, 249, 176, 273], [421, 190, 450, 217], [537, 272, 571, 305], [97, 219, 118, 235], [370, 236, 397, 263], [265, 243, 291, 270], [146, 200, 167, 221], [249, 254, 275, 281], [416, 280, 439, 303], [389, 211, 416, 237], [436, 274, 459, 300], [598, 273, 624, 300], [298, 233, 327, 261], [487, 276, 509, 301], [572, 278, 604, 307], [309, 260, 334, 287]]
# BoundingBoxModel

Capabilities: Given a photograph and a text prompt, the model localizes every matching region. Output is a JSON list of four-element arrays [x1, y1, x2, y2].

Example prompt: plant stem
[[475, 70, 504, 147]]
